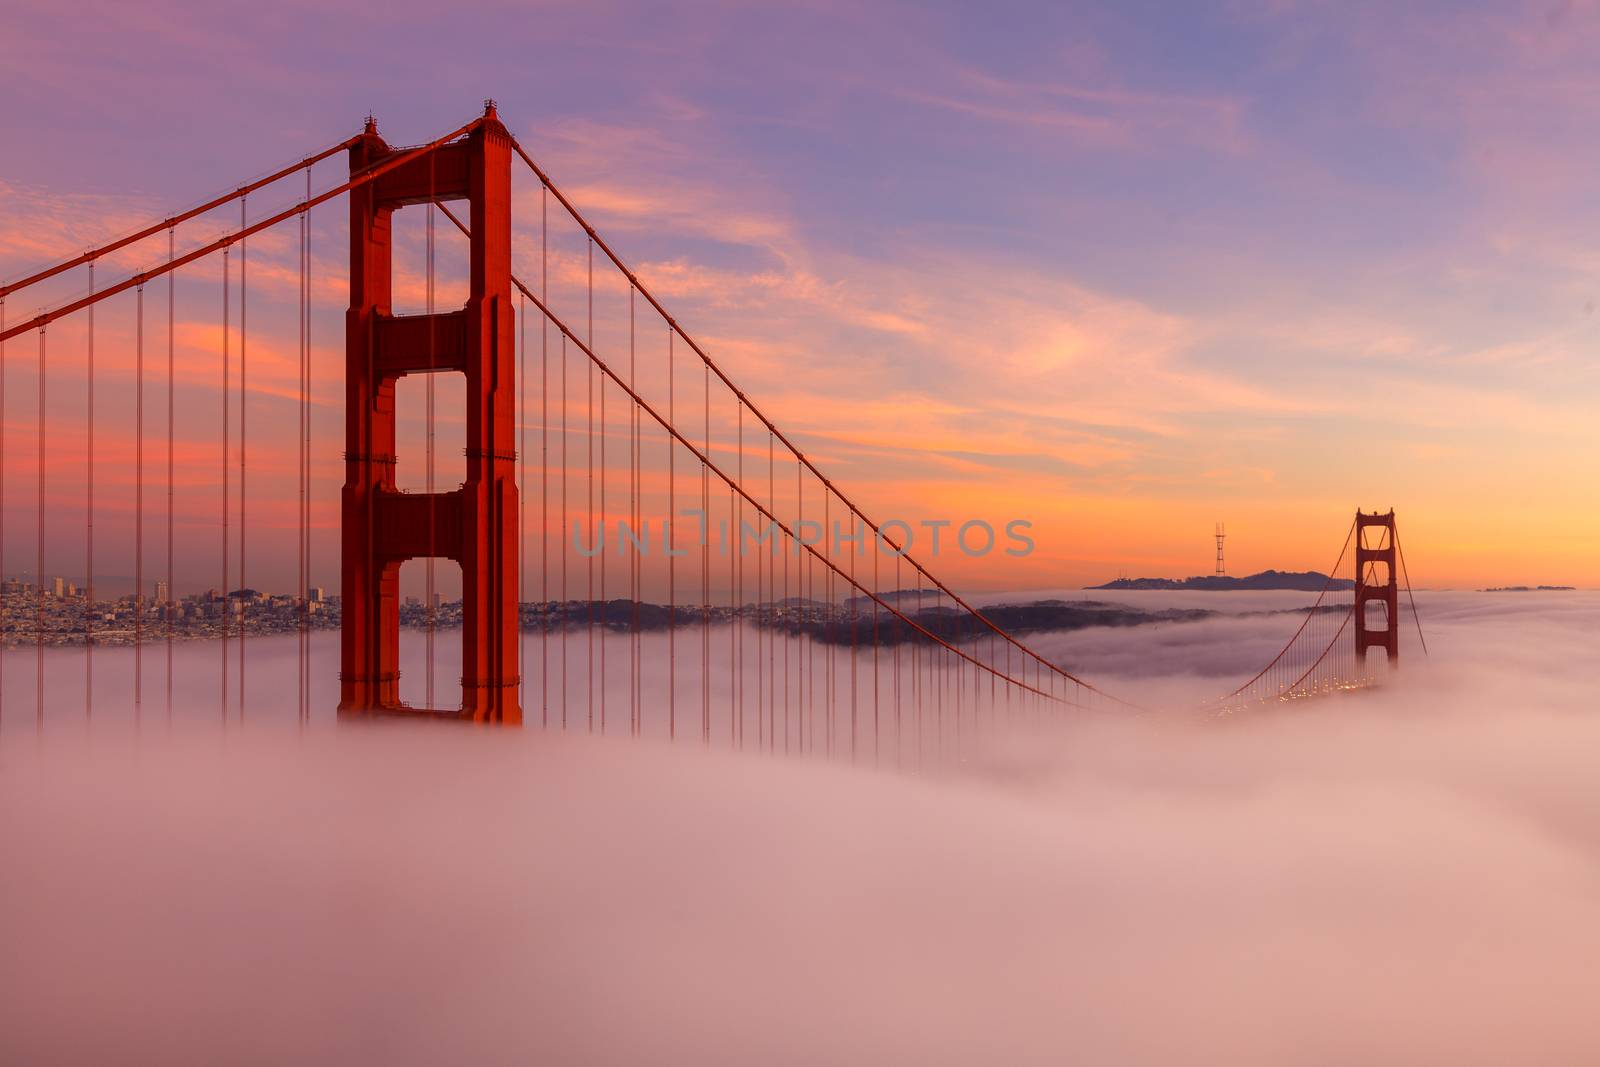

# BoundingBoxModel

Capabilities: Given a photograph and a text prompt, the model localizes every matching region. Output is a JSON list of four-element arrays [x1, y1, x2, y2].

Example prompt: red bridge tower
[[1354, 509, 1399, 664], [339, 105, 521, 723]]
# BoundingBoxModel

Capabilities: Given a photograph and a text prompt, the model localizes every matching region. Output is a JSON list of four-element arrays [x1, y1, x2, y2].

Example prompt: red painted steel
[[339, 106, 520, 722], [1355, 509, 1400, 664], [0, 106, 1418, 738]]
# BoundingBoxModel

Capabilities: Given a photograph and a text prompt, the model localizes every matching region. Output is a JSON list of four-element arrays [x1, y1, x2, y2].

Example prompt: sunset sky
[[2, 0, 1597, 593]]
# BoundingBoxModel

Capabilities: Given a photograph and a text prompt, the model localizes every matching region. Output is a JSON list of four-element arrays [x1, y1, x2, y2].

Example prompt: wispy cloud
[[898, 67, 1254, 153]]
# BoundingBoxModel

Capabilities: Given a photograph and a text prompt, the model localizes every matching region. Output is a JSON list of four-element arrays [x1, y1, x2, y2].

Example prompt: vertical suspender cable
[[632, 296, 641, 735], [1, 294, 6, 729], [893, 556, 901, 760], [765, 431, 773, 750], [748, 411, 757, 749], [667, 329, 675, 740], [599, 329, 606, 734], [811, 485, 818, 754], [221, 246, 230, 727], [86, 261, 94, 723], [702, 362, 709, 745], [238, 198, 247, 718], [519, 287, 526, 719], [540, 184, 549, 727], [784, 454, 791, 753], [797, 467, 805, 754], [770, 432, 778, 752], [632, 321, 641, 736], [304, 192, 315, 724], [729, 480, 736, 747], [37, 327, 47, 734], [1396, 523, 1428, 656], [824, 493, 831, 757], [916, 583, 924, 760], [850, 502, 857, 762], [749, 416, 759, 750], [784, 435, 790, 751], [166, 228, 175, 725], [586, 238, 594, 732], [633, 283, 640, 735], [560, 334, 568, 728], [736, 403, 743, 747], [135, 282, 144, 718], [302, 174, 313, 724], [298, 207, 307, 728], [953, 593, 960, 750]]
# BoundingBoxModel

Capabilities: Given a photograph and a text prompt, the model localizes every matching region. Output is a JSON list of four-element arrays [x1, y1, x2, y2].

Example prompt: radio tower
[[1215, 522, 1226, 576]]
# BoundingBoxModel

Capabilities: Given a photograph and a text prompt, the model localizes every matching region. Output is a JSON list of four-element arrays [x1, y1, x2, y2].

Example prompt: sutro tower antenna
[[1215, 522, 1226, 576]]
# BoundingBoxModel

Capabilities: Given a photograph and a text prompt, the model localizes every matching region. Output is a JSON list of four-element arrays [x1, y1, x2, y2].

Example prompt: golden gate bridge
[[0, 103, 1421, 749]]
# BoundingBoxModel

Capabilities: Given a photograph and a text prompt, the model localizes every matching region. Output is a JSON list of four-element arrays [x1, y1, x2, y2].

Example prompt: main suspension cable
[[1, 117, 486, 347], [504, 135, 1129, 709], [0, 135, 362, 301], [1210, 517, 1358, 706], [486, 268, 1068, 703]]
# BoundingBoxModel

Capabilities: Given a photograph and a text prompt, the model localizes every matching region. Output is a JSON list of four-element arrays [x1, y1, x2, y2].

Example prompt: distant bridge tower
[[1354, 509, 1399, 664], [1214, 522, 1226, 576], [339, 104, 521, 723]]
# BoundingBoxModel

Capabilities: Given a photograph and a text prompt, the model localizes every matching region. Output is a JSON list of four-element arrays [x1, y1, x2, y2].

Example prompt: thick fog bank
[[2, 592, 1597, 1065]]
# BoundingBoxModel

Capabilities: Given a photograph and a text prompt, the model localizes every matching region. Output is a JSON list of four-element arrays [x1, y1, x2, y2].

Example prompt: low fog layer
[[1, 590, 1596, 1065]]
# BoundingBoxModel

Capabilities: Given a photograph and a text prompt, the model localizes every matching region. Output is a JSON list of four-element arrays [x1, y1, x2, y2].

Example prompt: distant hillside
[[1088, 569, 1354, 592]]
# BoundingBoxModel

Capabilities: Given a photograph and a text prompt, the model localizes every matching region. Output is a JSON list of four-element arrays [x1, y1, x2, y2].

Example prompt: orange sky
[[2, 1, 1597, 594]]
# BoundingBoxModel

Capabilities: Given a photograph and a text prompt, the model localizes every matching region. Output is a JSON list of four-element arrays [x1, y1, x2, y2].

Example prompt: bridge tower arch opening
[[339, 104, 520, 723]]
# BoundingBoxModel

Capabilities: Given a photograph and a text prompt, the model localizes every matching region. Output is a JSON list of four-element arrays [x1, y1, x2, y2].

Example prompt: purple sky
[[1, 0, 1597, 591]]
